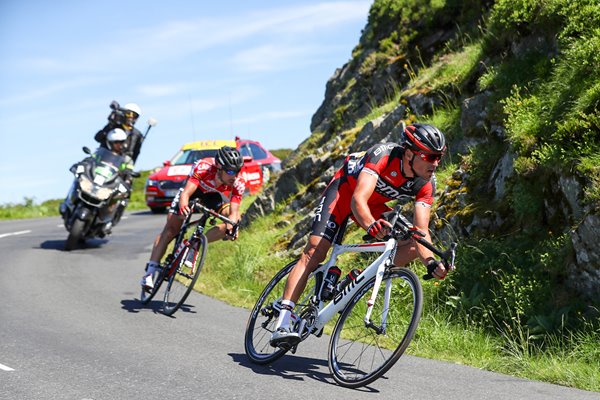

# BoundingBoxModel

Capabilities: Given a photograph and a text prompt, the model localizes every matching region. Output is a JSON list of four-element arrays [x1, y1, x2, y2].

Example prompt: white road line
[[0, 230, 31, 239], [0, 363, 15, 371]]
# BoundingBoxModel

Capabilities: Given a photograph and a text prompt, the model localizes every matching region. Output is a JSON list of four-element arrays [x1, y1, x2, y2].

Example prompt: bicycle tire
[[139, 266, 167, 304], [245, 259, 319, 364], [328, 267, 423, 388], [162, 234, 207, 316]]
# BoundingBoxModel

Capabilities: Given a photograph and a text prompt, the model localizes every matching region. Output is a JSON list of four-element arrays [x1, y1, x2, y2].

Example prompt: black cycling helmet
[[215, 146, 243, 171], [402, 123, 447, 153]]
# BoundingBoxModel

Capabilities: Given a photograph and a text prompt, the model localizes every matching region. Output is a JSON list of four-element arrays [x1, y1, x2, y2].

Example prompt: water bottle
[[320, 266, 341, 300], [184, 245, 196, 268], [336, 269, 362, 294]]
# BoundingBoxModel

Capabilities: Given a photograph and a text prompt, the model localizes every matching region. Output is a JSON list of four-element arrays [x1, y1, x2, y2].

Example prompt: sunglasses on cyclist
[[124, 111, 138, 119], [413, 151, 443, 163], [222, 169, 239, 176]]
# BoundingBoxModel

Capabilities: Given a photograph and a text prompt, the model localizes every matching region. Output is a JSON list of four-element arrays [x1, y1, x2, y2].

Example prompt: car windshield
[[171, 149, 219, 165]]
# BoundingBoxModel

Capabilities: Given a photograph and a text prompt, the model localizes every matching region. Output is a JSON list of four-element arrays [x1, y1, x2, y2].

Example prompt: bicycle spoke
[[245, 260, 318, 364], [328, 268, 423, 388], [162, 236, 207, 316]]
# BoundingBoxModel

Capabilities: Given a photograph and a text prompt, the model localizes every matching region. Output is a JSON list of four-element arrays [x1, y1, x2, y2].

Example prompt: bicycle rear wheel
[[244, 259, 318, 364], [328, 267, 422, 388], [162, 235, 207, 316]]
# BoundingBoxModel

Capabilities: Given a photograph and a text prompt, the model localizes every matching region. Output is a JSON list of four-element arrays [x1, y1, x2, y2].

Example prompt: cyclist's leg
[[270, 235, 331, 346], [198, 192, 230, 243], [141, 190, 185, 288], [283, 235, 331, 302], [271, 175, 350, 345], [391, 239, 418, 267], [149, 213, 184, 263]]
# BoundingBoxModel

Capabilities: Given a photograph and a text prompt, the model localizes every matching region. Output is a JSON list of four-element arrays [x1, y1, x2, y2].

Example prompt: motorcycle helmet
[[107, 128, 128, 152], [122, 103, 141, 127], [401, 123, 447, 154], [215, 146, 243, 172]]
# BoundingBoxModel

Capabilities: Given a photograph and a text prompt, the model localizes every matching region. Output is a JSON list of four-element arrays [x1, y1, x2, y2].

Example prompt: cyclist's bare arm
[[413, 203, 447, 279], [179, 180, 198, 216], [225, 201, 241, 240]]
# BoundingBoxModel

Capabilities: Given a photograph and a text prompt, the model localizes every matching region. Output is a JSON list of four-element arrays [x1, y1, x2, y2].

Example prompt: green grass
[[0, 197, 62, 219], [0, 171, 152, 220], [407, 41, 483, 96], [189, 194, 600, 392]]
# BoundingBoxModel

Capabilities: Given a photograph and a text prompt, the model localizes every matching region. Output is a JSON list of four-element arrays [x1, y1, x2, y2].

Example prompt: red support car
[[145, 139, 263, 213], [236, 137, 282, 184]]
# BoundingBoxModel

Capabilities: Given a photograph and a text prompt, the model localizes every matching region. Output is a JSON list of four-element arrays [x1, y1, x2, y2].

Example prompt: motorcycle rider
[[59, 128, 136, 238], [104, 128, 136, 232], [95, 101, 144, 163], [104, 128, 134, 173], [140, 146, 246, 291]]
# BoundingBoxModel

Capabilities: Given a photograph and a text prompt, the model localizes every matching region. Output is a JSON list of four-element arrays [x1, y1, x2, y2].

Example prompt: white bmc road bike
[[244, 205, 457, 388]]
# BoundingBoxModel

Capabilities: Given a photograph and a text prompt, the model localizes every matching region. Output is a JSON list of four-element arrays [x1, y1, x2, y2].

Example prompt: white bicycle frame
[[305, 237, 398, 333]]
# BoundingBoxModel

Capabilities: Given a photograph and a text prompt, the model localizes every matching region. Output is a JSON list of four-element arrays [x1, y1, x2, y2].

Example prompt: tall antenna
[[188, 92, 196, 141], [228, 93, 234, 139]]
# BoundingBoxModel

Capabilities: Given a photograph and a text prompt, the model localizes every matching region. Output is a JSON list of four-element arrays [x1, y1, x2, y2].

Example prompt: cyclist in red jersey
[[270, 123, 449, 347], [141, 146, 246, 290]]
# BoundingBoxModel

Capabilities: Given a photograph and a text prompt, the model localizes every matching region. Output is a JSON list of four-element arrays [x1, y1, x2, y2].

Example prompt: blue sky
[[0, 1, 372, 204]]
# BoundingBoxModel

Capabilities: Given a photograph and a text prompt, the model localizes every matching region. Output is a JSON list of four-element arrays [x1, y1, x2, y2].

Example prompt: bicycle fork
[[363, 241, 396, 334]]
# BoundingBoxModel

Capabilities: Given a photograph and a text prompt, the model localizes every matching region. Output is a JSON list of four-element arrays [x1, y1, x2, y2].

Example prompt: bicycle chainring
[[295, 305, 319, 341]]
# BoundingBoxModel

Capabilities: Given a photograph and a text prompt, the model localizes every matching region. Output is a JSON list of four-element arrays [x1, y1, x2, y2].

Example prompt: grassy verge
[[0, 171, 152, 220], [0, 197, 63, 219], [194, 196, 599, 393]]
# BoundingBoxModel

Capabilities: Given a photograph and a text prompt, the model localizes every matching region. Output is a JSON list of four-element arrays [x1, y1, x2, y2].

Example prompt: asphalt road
[[0, 213, 598, 400]]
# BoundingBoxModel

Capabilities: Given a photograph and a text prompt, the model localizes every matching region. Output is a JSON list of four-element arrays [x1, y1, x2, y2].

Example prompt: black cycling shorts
[[168, 187, 230, 215], [311, 171, 390, 243]]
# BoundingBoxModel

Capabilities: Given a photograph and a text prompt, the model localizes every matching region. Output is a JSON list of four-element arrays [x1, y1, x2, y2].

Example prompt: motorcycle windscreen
[[93, 148, 125, 185]]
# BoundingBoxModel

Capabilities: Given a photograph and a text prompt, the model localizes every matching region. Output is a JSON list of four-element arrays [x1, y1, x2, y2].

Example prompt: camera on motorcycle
[[82, 146, 92, 155]]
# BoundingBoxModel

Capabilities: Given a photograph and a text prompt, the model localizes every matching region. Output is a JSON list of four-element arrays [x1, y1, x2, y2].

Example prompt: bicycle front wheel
[[162, 235, 207, 316], [140, 267, 167, 304], [328, 267, 423, 388]]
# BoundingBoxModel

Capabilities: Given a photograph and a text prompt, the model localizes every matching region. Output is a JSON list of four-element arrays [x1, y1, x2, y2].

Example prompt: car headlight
[[146, 179, 158, 187]]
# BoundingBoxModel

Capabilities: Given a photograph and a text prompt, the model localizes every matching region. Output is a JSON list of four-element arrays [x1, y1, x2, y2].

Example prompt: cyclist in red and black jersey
[[140, 146, 246, 290], [271, 123, 449, 347]]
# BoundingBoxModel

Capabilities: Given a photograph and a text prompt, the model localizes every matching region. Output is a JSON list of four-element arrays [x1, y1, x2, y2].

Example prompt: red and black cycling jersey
[[341, 143, 435, 205], [311, 142, 436, 242], [187, 159, 246, 204]]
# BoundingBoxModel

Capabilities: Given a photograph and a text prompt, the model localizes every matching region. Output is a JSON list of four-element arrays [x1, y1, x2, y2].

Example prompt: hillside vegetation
[[201, 0, 600, 391], [3, 0, 598, 391]]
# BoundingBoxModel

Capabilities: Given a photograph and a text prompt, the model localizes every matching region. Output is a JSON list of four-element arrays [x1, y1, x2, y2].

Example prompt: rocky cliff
[[244, 0, 600, 325]]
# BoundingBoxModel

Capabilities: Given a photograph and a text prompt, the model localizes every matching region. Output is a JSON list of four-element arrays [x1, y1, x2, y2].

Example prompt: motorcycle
[[59, 146, 139, 250]]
